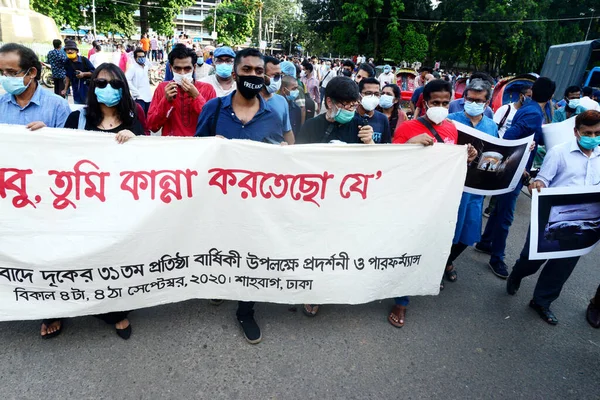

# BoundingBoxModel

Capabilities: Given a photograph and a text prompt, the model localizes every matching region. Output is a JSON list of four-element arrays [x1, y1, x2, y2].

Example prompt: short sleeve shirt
[[393, 119, 458, 144]]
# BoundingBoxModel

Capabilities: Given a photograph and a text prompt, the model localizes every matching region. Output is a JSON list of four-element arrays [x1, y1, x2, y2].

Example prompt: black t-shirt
[[64, 110, 145, 135], [354, 110, 391, 143], [296, 113, 364, 144]]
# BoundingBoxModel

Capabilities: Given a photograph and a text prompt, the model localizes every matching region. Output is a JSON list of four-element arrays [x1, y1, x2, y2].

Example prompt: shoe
[[586, 301, 600, 328], [474, 242, 492, 255], [529, 300, 558, 325], [209, 299, 224, 306], [237, 315, 262, 344], [488, 260, 509, 279], [506, 273, 521, 295], [483, 207, 491, 218], [116, 324, 132, 340]]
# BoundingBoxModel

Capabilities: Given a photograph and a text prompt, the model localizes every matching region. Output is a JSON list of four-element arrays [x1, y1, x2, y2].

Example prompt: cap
[[214, 46, 235, 59], [64, 40, 78, 51], [280, 61, 296, 78]]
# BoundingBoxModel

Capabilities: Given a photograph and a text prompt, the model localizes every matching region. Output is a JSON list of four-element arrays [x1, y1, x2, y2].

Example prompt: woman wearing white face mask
[[388, 79, 477, 329], [377, 83, 408, 134]]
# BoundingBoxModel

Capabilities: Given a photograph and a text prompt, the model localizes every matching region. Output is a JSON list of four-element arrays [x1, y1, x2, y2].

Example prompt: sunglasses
[[94, 79, 125, 89]]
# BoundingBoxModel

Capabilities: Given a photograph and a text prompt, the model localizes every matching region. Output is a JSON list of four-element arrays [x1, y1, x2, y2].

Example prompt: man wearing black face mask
[[340, 59, 355, 78], [196, 48, 284, 143]]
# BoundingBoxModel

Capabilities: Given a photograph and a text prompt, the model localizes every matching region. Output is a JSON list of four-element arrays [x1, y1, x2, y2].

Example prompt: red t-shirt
[[392, 119, 458, 144]]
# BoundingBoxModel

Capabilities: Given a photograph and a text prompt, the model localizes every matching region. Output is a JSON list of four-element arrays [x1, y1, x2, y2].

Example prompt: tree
[[203, 0, 258, 46], [31, 0, 87, 31]]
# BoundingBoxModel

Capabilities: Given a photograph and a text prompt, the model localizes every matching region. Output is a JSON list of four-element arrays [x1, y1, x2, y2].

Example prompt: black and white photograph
[[454, 121, 534, 195], [530, 186, 600, 260]]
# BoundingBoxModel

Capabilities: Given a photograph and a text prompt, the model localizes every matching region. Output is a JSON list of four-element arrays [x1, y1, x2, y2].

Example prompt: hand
[[26, 121, 46, 131], [280, 141, 289, 146], [181, 79, 199, 98], [358, 125, 374, 144], [406, 133, 434, 146], [115, 129, 135, 144], [60, 89, 67, 96], [467, 144, 478, 163], [165, 82, 178, 102], [529, 141, 536, 152], [528, 179, 545, 194]]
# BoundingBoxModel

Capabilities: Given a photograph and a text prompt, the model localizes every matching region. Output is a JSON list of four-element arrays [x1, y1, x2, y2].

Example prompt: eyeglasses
[[94, 79, 125, 89], [215, 58, 234, 65], [465, 97, 487, 105], [0, 68, 28, 78], [362, 91, 380, 97], [335, 101, 359, 111]]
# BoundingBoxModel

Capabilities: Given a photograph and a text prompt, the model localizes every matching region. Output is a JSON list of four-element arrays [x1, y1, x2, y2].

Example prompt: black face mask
[[342, 70, 352, 77], [236, 75, 264, 99]]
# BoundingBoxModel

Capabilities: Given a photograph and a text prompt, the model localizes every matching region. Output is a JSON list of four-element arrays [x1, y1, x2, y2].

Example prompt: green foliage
[[31, 0, 86, 30], [147, 0, 195, 36], [204, 0, 258, 46]]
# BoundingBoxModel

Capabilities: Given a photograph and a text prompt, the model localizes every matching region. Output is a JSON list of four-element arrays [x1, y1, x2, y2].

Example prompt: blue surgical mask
[[94, 86, 123, 107], [383, 68, 391, 74], [577, 133, 600, 150], [266, 75, 281, 94], [334, 107, 355, 124], [568, 99, 580, 109], [464, 101, 485, 117], [137, 57, 146, 65], [0, 69, 32, 95], [379, 94, 394, 109], [286, 89, 299, 101], [215, 63, 233, 78]]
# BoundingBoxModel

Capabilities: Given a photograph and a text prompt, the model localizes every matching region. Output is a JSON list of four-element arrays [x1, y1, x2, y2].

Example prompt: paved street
[[0, 192, 599, 399]]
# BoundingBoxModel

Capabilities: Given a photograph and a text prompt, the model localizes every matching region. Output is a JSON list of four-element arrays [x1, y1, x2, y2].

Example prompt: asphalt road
[[0, 191, 599, 400]]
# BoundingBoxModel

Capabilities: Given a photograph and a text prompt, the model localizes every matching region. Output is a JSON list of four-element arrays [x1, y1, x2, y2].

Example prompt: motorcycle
[[40, 62, 54, 89]]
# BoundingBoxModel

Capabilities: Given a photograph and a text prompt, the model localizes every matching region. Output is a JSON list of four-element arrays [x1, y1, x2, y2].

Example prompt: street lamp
[[585, 8, 595, 41]]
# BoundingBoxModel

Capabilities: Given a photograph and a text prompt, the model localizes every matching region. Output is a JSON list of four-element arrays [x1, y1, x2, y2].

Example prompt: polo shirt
[[0, 84, 71, 127], [195, 91, 284, 142]]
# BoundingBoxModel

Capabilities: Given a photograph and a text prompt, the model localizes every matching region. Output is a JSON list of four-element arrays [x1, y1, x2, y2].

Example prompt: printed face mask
[[237, 75, 264, 99]]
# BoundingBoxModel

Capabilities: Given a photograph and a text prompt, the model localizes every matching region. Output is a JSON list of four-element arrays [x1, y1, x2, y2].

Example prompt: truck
[[540, 39, 600, 101]]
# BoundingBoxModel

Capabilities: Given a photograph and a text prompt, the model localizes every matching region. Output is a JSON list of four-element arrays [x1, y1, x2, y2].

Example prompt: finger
[[25, 122, 35, 129]]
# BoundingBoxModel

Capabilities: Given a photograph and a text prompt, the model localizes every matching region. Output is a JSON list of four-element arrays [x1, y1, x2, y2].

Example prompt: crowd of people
[[1, 39, 600, 345]]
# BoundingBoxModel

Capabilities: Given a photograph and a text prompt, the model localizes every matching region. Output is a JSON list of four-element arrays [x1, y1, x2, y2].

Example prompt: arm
[[503, 111, 537, 140], [195, 101, 216, 137], [126, 67, 140, 99], [55, 99, 72, 128], [283, 130, 295, 145], [382, 115, 392, 144], [534, 146, 559, 188], [146, 84, 172, 133]]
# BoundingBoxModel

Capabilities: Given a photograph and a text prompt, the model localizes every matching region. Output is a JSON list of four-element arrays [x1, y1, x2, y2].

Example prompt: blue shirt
[[552, 106, 586, 123], [447, 111, 499, 246], [0, 83, 71, 128], [65, 55, 95, 104], [504, 99, 544, 169], [195, 91, 284, 142], [449, 98, 494, 119], [47, 49, 67, 79], [410, 86, 424, 104], [536, 137, 600, 188], [355, 110, 391, 143], [265, 94, 292, 132]]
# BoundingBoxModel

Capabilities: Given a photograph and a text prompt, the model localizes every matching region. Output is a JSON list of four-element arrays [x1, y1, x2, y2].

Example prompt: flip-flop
[[302, 304, 320, 317], [444, 265, 458, 282], [388, 305, 406, 328], [41, 319, 63, 340]]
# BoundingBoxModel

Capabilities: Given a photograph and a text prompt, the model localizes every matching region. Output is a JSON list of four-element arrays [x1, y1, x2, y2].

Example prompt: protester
[[0, 43, 70, 129], [444, 79, 498, 286], [448, 72, 495, 118], [140, 33, 150, 54], [476, 77, 556, 278], [199, 46, 236, 96], [494, 85, 533, 137], [507, 110, 600, 325], [388, 79, 477, 328], [356, 77, 391, 143], [301, 61, 320, 114], [126, 48, 152, 115], [196, 49, 287, 343], [87, 40, 98, 59], [341, 60, 355, 78], [377, 83, 407, 134], [379, 65, 395, 88], [114, 44, 129, 72], [354, 63, 375, 84], [552, 86, 585, 122], [89, 44, 105, 68], [413, 74, 436, 117], [147, 45, 215, 136], [415, 66, 433, 87], [580, 86, 600, 111], [150, 35, 158, 62], [280, 75, 302, 136], [194, 50, 213, 80], [63, 39, 95, 104], [281, 60, 306, 126], [260, 56, 294, 144], [319, 61, 334, 108], [46, 39, 67, 98]]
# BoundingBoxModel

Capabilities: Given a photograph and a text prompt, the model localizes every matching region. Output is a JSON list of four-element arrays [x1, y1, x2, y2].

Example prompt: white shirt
[[379, 72, 395, 88], [536, 137, 600, 188], [321, 68, 334, 88], [493, 103, 518, 138], [199, 74, 236, 97], [89, 52, 106, 68], [195, 63, 213, 80], [580, 96, 600, 111], [125, 62, 152, 103]]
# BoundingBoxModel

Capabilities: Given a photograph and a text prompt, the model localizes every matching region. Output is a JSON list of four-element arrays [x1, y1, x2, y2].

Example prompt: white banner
[[455, 121, 533, 195], [542, 117, 575, 151], [0, 125, 467, 321], [530, 186, 600, 260]]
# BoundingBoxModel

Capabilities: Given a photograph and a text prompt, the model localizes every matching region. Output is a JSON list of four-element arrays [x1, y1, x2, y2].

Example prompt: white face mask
[[361, 95, 379, 112], [426, 106, 449, 124], [173, 72, 193, 86]]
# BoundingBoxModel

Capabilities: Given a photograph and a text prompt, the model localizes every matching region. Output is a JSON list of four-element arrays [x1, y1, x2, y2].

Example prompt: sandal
[[529, 300, 558, 325], [388, 305, 406, 328], [40, 319, 63, 339], [440, 279, 445, 291], [444, 265, 458, 282], [302, 304, 320, 317]]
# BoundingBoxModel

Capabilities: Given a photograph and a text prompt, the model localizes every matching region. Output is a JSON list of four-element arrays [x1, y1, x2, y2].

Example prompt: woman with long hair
[[42, 63, 144, 341], [377, 83, 408, 136]]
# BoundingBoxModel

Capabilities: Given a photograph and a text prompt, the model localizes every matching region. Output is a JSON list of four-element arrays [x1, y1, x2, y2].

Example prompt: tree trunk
[[373, 13, 379, 59], [140, 0, 149, 35]]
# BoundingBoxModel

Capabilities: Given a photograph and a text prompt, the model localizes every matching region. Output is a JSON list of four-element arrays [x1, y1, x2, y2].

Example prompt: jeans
[[236, 301, 255, 318], [319, 87, 325, 106], [511, 229, 580, 308], [395, 296, 409, 306], [151, 50, 157, 61], [480, 183, 522, 263]]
